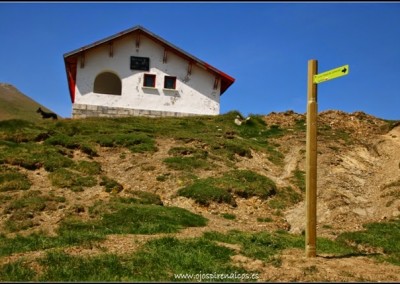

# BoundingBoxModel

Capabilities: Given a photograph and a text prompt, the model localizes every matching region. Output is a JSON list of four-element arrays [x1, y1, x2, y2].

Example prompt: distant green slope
[[0, 83, 60, 121]]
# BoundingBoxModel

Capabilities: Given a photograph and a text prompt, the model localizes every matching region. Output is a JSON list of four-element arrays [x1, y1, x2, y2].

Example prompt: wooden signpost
[[305, 60, 349, 258]]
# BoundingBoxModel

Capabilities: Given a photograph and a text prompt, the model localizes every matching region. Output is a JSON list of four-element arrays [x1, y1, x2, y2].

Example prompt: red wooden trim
[[65, 59, 77, 103]]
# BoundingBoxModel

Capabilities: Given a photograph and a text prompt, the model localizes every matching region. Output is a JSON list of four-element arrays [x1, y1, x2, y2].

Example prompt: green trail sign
[[313, 64, 349, 84]]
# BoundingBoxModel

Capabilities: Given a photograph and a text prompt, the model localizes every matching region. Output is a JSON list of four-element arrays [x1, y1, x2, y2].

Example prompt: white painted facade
[[67, 28, 232, 118]]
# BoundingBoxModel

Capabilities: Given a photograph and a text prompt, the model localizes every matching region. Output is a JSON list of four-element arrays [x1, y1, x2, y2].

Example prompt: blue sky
[[1, 2, 399, 120]]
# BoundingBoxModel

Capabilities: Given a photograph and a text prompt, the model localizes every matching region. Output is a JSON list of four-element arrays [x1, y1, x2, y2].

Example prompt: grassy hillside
[[0, 107, 399, 281], [0, 83, 60, 121]]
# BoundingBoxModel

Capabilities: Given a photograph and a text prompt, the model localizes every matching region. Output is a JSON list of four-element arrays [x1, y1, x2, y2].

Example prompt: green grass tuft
[[0, 165, 31, 191], [1, 237, 248, 282], [337, 218, 400, 265], [121, 190, 163, 205], [268, 186, 302, 209], [0, 119, 44, 143], [74, 160, 102, 175], [291, 169, 306, 192], [49, 168, 97, 192], [221, 213, 236, 220], [178, 170, 276, 206], [178, 179, 236, 206], [257, 217, 273, 223], [100, 176, 123, 193], [0, 259, 36, 281], [163, 156, 211, 171], [218, 170, 277, 199], [62, 202, 208, 236], [0, 142, 75, 171], [129, 237, 249, 282], [204, 229, 354, 263], [94, 133, 157, 153], [3, 190, 65, 232]]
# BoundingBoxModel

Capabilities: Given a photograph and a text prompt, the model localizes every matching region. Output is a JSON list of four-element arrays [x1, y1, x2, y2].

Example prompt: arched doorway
[[93, 72, 122, 95]]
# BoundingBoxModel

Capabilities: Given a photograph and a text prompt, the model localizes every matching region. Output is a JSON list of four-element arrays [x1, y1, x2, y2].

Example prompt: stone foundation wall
[[72, 104, 201, 119]]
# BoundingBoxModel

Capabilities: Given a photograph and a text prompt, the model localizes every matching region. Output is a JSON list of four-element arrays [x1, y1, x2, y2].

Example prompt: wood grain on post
[[306, 59, 318, 258]]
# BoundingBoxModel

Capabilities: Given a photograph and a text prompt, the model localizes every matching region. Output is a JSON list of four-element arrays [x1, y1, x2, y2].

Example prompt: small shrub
[[257, 217, 273, 223], [100, 176, 123, 193], [156, 173, 170, 182], [221, 213, 236, 220]]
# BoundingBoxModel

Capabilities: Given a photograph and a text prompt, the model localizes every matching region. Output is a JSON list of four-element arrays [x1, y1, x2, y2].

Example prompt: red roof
[[63, 25, 235, 103]]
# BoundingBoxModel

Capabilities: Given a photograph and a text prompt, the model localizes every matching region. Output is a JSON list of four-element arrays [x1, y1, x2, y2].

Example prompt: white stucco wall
[[73, 34, 221, 116]]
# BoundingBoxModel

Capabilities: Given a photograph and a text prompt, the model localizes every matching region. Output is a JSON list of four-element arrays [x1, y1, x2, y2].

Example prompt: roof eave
[[63, 25, 235, 96]]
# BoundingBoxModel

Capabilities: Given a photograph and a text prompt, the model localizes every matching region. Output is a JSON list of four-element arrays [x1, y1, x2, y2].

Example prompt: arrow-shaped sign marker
[[313, 64, 349, 84]]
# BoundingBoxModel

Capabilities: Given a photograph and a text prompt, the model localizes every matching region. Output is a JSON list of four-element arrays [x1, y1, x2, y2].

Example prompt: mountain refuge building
[[63, 25, 235, 118]]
